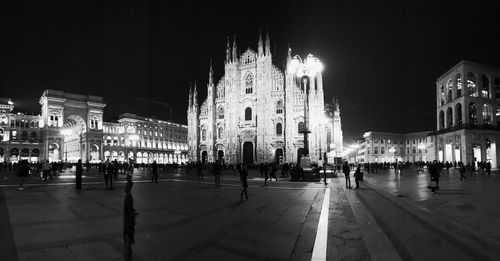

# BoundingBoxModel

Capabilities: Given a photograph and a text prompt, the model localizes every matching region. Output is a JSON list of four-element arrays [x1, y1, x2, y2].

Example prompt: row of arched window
[[438, 102, 499, 130], [8, 118, 39, 129], [440, 73, 500, 106], [202, 120, 305, 141]]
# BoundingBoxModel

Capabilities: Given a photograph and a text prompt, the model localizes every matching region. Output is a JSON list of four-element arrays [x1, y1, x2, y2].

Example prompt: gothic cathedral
[[187, 32, 343, 165]]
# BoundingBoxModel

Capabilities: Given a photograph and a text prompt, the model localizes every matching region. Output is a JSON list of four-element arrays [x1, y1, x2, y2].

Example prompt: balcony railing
[[429, 123, 500, 136]]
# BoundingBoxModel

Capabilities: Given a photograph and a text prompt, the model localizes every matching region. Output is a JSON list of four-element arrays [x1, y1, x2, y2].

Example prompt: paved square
[[0, 167, 499, 260]]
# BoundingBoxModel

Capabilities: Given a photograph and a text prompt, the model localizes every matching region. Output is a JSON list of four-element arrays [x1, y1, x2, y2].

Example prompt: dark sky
[[1, 0, 499, 143]]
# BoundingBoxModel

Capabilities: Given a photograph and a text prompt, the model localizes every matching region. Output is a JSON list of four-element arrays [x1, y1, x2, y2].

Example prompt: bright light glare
[[7, 99, 14, 105], [61, 129, 73, 136], [418, 143, 426, 149], [388, 147, 396, 153]]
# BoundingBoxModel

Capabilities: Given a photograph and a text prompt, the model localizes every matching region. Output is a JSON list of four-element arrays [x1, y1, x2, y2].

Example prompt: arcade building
[[0, 90, 188, 164]]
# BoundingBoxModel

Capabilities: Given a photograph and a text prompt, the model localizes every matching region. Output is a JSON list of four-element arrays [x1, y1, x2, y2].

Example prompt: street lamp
[[288, 54, 323, 161]]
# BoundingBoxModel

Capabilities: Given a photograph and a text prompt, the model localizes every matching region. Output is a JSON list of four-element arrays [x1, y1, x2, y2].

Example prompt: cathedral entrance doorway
[[243, 142, 253, 165], [201, 151, 208, 164], [275, 149, 283, 164], [218, 150, 224, 163], [297, 148, 305, 164]]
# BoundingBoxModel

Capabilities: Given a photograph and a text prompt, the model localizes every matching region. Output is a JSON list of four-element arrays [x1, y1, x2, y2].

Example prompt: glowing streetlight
[[287, 53, 323, 162]]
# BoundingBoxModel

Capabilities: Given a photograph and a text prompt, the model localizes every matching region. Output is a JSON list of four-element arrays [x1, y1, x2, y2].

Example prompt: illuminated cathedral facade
[[187, 32, 342, 165]]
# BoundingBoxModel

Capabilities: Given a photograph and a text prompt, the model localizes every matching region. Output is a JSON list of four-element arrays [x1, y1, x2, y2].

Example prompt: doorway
[[243, 142, 253, 165], [275, 149, 283, 164]]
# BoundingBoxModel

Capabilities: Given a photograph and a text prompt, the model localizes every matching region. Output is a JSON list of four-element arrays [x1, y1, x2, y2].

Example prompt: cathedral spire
[[232, 34, 238, 63], [193, 80, 198, 108], [225, 36, 231, 63], [286, 43, 292, 68], [258, 29, 264, 57], [265, 27, 271, 56], [188, 81, 192, 108], [209, 59, 214, 87]]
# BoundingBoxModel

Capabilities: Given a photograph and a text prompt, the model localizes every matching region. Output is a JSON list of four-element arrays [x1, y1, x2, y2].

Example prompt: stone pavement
[[0, 167, 499, 260]]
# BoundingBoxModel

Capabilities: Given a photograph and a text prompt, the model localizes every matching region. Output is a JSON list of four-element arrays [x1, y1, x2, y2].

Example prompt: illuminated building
[[187, 32, 342, 164], [102, 113, 188, 164], [0, 90, 187, 163], [431, 60, 500, 166], [349, 131, 435, 163]]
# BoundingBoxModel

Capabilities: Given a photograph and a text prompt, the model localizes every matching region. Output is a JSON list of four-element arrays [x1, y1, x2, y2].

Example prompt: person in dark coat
[[239, 164, 248, 201], [104, 159, 111, 190], [342, 161, 351, 189], [354, 164, 362, 189], [151, 160, 158, 183], [196, 161, 203, 179], [108, 160, 115, 190], [123, 176, 137, 261], [16, 160, 29, 191], [263, 163, 269, 186], [213, 161, 221, 188], [75, 159, 83, 191]]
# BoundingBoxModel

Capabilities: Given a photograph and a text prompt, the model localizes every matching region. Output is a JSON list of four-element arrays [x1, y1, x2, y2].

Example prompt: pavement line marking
[[311, 188, 330, 261]]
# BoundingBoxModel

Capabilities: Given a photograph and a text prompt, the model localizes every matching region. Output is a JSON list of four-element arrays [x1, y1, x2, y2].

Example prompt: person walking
[[16, 160, 29, 191], [486, 161, 491, 175], [107, 160, 115, 190], [123, 176, 138, 261], [75, 159, 83, 191], [42, 160, 51, 181], [104, 159, 110, 190], [270, 164, 278, 181], [342, 161, 351, 189], [354, 164, 362, 189], [459, 162, 467, 181], [239, 164, 248, 201], [323, 162, 328, 185], [263, 163, 269, 186], [429, 161, 440, 192], [151, 160, 158, 183], [213, 161, 221, 188], [196, 161, 203, 179]]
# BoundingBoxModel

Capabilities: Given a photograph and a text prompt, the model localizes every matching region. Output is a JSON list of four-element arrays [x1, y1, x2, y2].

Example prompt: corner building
[[433, 60, 500, 167], [0, 90, 188, 163], [187, 33, 343, 165]]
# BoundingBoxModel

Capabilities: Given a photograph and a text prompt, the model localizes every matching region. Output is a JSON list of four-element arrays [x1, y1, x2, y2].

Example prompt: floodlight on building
[[7, 99, 14, 105], [388, 147, 396, 154], [418, 143, 426, 150]]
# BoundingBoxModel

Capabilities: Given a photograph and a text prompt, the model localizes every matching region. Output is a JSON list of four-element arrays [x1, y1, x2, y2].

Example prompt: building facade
[[348, 131, 435, 163], [187, 33, 342, 165], [0, 90, 188, 163], [432, 60, 500, 167], [102, 113, 188, 164]]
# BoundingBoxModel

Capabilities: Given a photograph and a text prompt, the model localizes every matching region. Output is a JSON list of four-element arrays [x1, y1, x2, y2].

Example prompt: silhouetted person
[[239, 164, 248, 201], [123, 177, 137, 261], [196, 161, 203, 179], [323, 162, 328, 185], [16, 160, 29, 191], [354, 164, 362, 189], [459, 162, 467, 181], [151, 160, 158, 183], [107, 160, 114, 190], [263, 163, 269, 186], [343, 162, 351, 189], [213, 161, 221, 188], [75, 159, 83, 191]]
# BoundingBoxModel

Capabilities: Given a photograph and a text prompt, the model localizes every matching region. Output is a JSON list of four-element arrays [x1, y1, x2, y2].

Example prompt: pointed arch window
[[218, 127, 223, 139], [276, 123, 282, 136], [245, 107, 252, 121], [218, 107, 224, 119], [276, 100, 283, 114], [245, 74, 253, 94], [202, 129, 207, 141], [298, 121, 305, 133]]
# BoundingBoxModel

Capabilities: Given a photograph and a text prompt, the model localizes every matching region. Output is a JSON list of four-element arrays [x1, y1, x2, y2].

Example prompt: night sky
[[1, 0, 499, 143]]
